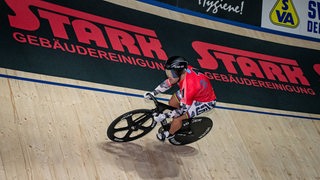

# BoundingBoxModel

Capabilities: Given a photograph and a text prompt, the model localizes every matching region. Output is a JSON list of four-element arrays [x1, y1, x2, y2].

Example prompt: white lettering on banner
[[198, 0, 245, 15]]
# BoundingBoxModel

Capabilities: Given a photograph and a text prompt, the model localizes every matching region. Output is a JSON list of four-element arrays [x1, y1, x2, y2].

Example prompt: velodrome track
[[1, 0, 320, 179]]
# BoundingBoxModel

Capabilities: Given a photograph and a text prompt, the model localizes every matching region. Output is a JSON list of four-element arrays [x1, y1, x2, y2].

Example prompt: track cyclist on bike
[[144, 56, 217, 142]]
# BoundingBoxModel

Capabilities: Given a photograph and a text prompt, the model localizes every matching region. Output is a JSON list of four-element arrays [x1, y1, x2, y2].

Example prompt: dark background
[[142, 0, 262, 26], [0, 0, 319, 114]]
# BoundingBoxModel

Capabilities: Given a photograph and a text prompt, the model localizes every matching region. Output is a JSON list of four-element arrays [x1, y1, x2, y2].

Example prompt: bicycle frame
[[147, 94, 176, 128], [148, 94, 175, 114]]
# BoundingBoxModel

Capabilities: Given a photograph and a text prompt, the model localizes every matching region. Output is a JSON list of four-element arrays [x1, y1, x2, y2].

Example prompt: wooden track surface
[[1, 1, 320, 179]]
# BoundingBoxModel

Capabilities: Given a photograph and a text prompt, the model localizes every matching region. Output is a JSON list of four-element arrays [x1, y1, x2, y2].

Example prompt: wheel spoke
[[113, 116, 134, 132], [124, 129, 133, 139], [114, 126, 130, 132], [138, 125, 150, 131], [126, 116, 134, 126], [135, 114, 152, 127], [134, 113, 150, 123]]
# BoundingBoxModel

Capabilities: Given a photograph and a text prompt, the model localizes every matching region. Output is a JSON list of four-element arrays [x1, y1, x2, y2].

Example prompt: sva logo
[[270, 0, 299, 28]]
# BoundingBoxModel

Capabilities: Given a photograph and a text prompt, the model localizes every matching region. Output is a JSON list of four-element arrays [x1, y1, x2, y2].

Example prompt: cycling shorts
[[174, 90, 216, 118]]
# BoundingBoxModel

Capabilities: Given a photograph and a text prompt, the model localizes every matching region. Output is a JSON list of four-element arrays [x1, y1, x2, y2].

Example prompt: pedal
[[158, 124, 170, 133], [156, 132, 166, 142], [158, 127, 164, 133]]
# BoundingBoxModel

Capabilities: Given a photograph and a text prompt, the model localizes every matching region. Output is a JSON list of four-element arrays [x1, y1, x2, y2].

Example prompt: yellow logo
[[270, 0, 299, 28]]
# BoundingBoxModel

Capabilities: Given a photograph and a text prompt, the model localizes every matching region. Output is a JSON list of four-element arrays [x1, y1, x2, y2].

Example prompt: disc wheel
[[107, 109, 156, 142], [169, 117, 213, 145]]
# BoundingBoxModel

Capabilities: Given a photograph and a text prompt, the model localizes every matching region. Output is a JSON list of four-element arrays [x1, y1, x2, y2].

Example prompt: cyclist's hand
[[143, 92, 155, 100], [153, 113, 166, 123]]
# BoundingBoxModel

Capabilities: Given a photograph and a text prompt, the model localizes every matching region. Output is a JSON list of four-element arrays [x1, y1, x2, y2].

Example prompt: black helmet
[[164, 56, 188, 79], [165, 56, 188, 70]]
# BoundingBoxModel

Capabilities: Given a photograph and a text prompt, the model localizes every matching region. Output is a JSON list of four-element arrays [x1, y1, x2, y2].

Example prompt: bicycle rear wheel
[[107, 109, 156, 142], [169, 117, 213, 145]]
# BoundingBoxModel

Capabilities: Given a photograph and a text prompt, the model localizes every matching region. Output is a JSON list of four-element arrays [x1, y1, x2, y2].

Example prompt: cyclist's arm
[[152, 79, 172, 95]]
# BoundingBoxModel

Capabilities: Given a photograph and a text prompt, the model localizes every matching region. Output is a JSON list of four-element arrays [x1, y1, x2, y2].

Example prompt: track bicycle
[[107, 94, 213, 145]]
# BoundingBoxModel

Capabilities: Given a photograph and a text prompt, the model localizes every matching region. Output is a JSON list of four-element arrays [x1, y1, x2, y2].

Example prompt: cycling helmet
[[164, 56, 188, 79], [165, 56, 188, 70]]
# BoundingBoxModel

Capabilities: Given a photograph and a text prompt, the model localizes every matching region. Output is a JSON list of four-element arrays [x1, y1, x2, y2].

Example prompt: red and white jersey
[[177, 65, 216, 105]]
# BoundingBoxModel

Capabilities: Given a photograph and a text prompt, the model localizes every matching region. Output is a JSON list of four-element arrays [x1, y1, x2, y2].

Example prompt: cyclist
[[144, 56, 217, 141]]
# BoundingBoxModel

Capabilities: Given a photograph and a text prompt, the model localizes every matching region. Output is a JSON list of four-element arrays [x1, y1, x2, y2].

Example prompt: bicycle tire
[[169, 117, 213, 145], [107, 109, 156, 142]]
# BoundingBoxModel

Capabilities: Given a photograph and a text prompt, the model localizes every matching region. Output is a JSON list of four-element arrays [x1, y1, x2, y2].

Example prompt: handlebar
[[145, 93, 175, 113], [146, 93, 159, 107]]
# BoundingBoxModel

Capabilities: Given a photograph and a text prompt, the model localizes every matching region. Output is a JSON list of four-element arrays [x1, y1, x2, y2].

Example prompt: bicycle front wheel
[[107, 109, 156, 142]]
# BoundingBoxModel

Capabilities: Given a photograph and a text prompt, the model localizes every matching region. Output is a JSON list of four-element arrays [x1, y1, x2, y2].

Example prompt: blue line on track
[[1, 73, 319, 121]]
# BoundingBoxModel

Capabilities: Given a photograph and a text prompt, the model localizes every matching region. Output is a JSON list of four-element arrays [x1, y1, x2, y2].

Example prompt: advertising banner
[[262, 0, 320, 40], [143, 0, 263, 26], [0, 0, 319, 114]]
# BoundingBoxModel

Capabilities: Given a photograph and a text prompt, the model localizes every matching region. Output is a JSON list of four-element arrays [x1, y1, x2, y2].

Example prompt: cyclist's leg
[[169, 100, 216, 135], [168, 90, 181, 108], [169, 114, 188, 135], [157, 91, 182, 140]]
